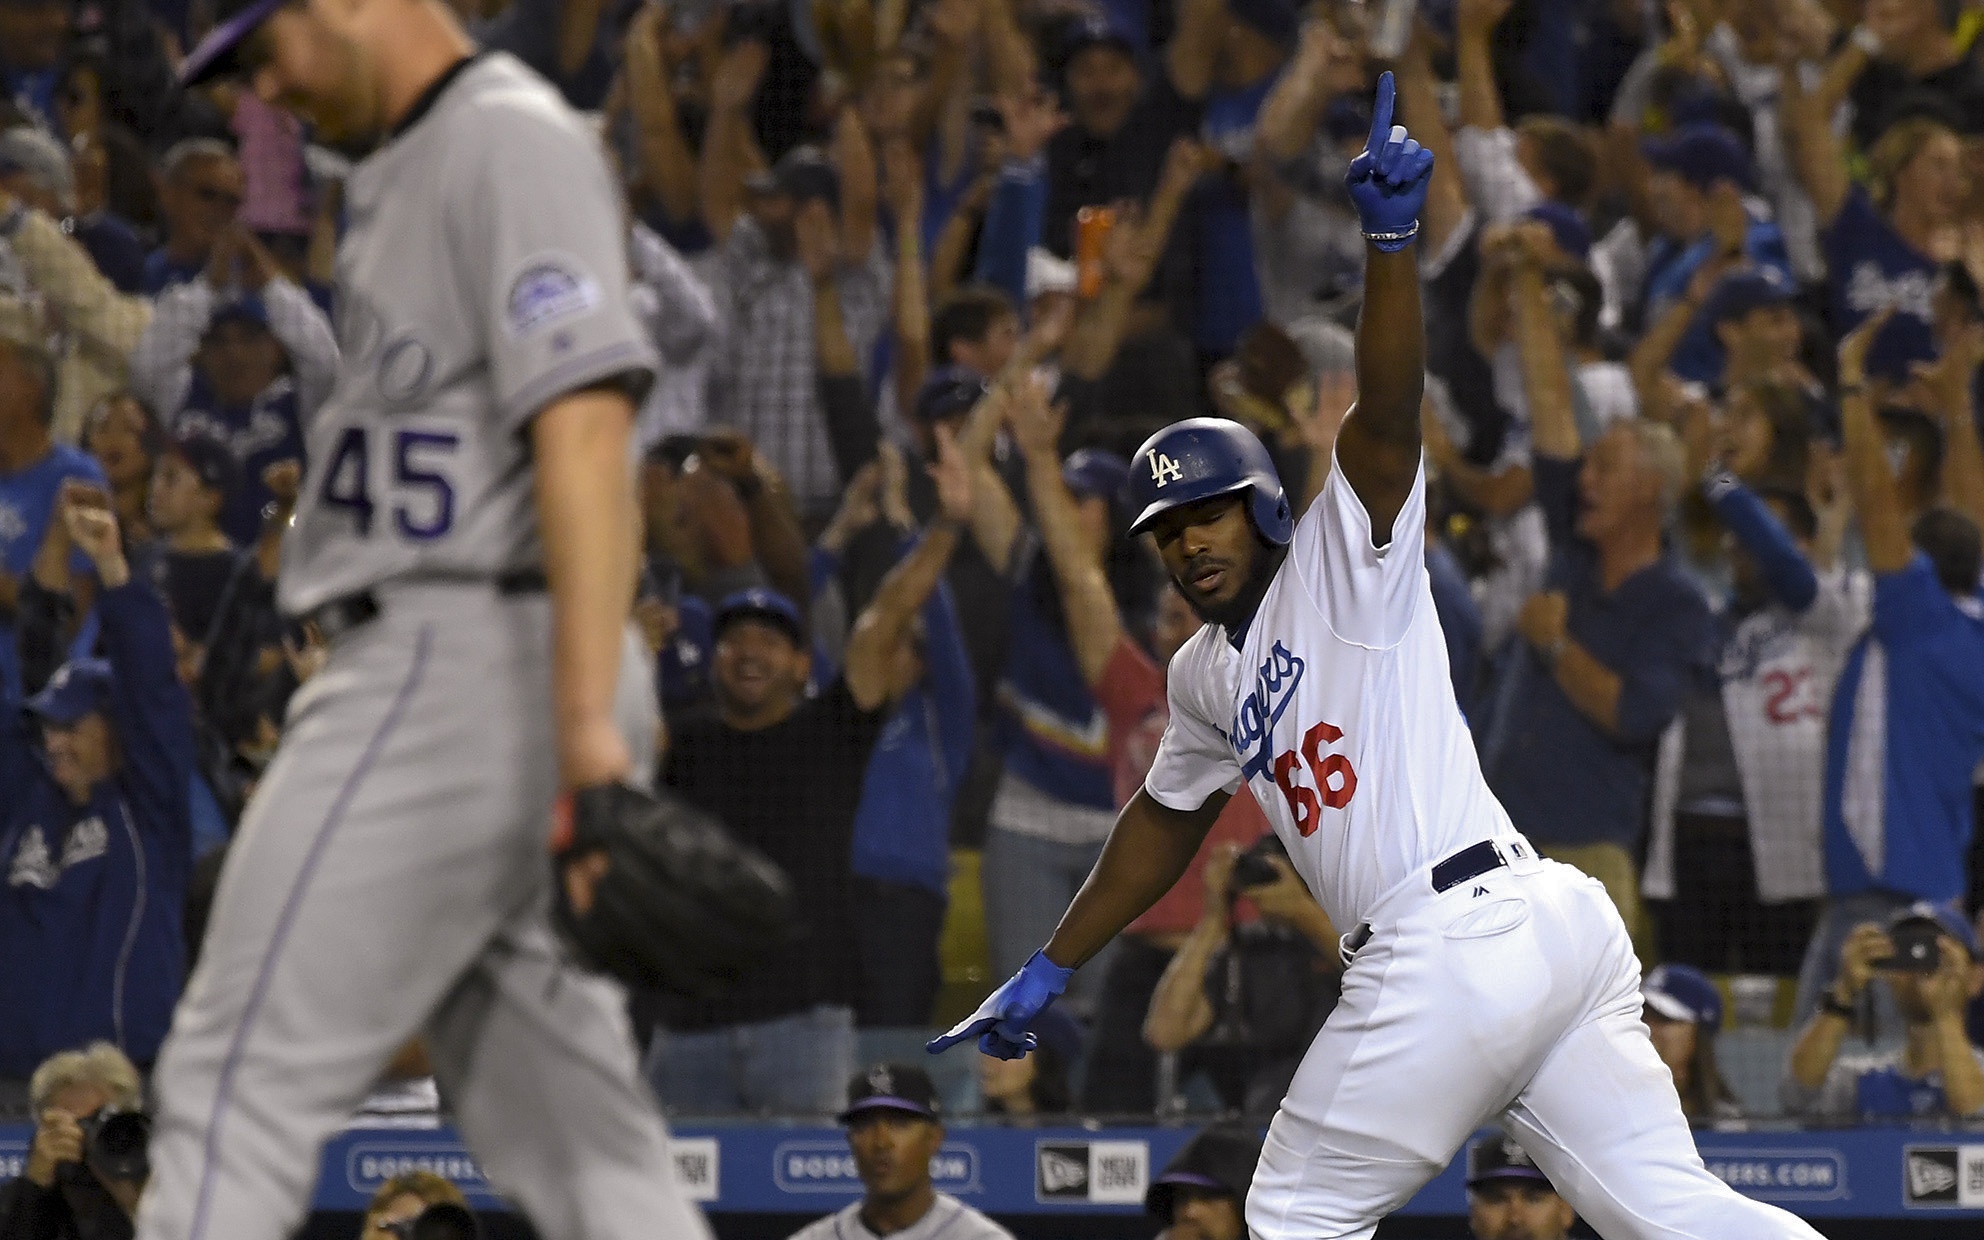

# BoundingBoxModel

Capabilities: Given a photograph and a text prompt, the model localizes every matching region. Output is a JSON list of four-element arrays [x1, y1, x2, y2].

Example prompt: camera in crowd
[[1877, 919, 1945, 975], [77, 1106, 152, 1182], [1229, 834, 1290, 893]]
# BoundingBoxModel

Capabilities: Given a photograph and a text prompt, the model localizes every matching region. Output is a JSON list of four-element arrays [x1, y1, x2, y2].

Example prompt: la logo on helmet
[[1150, 453, 1184, 486]]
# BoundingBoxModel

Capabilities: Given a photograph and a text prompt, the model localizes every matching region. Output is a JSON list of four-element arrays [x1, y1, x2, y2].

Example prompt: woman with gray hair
[[0, 1041, 148, 1239]]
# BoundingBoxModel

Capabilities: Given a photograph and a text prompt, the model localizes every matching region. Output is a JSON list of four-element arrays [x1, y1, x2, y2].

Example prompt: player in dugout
[[1464, 1133, 1575, 1240], [1144, 1124, 1264, 1240], [786, 1064, 1013, 1240]]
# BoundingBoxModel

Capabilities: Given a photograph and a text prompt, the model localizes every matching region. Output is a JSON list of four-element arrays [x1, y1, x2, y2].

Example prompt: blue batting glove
[[1345, 71, 1435, 252], [926, 949, 1074, 1060]]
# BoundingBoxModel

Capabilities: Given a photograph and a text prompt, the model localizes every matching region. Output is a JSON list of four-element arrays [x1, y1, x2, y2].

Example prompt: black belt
[[1431, 838, 1518, 893], [304, 569, 547, 642], [1339, 840, 1528, 967]]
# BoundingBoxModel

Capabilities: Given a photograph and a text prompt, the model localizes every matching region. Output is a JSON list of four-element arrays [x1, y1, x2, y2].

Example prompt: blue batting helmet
[[1126, 418, 1292, 546]]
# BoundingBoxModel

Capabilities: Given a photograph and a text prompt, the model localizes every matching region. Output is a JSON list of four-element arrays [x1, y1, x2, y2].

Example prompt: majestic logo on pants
[[1232, 641, 1305, 780]]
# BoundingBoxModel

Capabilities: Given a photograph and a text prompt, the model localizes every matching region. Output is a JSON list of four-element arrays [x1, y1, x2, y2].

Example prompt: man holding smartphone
[[1783, 903, 1984, 1120]]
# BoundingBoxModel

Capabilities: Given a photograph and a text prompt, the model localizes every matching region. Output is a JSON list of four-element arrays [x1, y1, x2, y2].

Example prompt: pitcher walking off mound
[[139, 4, 709, 1239], [932, 74, 1824, 1240]]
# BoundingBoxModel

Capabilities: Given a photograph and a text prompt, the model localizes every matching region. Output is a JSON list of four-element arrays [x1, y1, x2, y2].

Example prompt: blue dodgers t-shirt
[[1824, 188, 1939, 383], [171, 376, 308, 546], [996, 542, 1115, 811], [0, 445, 102, 577], [1856, 1063, 1961, 1119], [1480, 457, 1718, 848], [0, 446, 107, 701], [850, 583, 976, 896], [1824, 555, 1984, 902]]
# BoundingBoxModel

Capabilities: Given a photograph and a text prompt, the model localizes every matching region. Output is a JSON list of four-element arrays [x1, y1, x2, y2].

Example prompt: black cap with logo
[[1465, 1134, 1556, 1191], [1144, 1124, 1263, 1223], [838, 1062, 941, 1123]]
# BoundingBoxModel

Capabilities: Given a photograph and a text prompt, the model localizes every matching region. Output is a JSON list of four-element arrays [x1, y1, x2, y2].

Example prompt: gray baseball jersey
[[786, 1194, 1016, 1240], [278, 52, 655, 616], [135, 52, 709, 1240]]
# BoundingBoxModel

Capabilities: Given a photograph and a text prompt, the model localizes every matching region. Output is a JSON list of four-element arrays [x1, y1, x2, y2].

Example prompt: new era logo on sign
[[1150, 453, 1184, 487], [671, 1137, 719, 1202], [1034, 1140, 1148, 1204], [1087, 1141, 1149, 1203], [1036, 1144, 1088, 1197], [1902, 1145, 1984, 1207], [1905, 1149, 1959, 1205]]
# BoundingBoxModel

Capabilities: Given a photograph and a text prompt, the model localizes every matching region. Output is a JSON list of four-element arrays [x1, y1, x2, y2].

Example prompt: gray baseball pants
[[135, 581, 707, 1240]]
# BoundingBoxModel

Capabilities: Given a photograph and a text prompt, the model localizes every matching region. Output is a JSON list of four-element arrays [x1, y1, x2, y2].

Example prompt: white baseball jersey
[[1146, 456, 1517, 932]]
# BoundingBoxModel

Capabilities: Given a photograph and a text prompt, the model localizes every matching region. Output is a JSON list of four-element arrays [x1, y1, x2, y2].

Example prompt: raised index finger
[[1367, 71, 1397, 154]]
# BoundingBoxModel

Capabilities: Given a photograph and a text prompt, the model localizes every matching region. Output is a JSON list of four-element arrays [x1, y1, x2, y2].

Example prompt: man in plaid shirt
[[701, 140, 889, 519]]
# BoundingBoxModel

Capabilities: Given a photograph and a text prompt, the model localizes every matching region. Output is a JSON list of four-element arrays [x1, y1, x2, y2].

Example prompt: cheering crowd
[[3, 0, 1984, 1140]]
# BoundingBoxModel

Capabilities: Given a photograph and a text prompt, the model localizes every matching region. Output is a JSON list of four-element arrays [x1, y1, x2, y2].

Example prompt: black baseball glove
[[552, 782, 794, 997]]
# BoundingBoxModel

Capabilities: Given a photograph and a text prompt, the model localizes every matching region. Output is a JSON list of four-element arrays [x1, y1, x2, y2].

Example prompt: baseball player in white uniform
[[137, 4, 710, 1240], [932, 75, 1824, 1240]]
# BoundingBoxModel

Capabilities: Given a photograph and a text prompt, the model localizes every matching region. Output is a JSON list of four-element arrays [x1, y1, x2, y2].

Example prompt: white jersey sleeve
[[1144, 629, 1244, 811], [1293, 448, 1429, 650]]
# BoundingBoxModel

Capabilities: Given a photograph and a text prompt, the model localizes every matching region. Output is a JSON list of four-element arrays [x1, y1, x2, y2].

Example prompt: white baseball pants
[[135, 583, 708, 1240], [1248, 847, 1825, 1240]]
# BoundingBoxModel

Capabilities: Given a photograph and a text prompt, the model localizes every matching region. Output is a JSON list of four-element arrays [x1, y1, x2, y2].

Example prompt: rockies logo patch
[[505, 256, 600, 339]]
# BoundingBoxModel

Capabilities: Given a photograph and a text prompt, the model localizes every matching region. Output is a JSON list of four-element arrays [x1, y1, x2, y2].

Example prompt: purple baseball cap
[[1145, 1125, 1263, 1221], [180, 0, 288, 87], [838, 1063, 941, 1122], [1466, 1133, 1555, 1190]]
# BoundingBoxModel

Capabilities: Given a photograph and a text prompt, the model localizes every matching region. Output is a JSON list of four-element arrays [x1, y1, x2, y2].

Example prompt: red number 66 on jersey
[[1271, 721, 1358, 836]]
